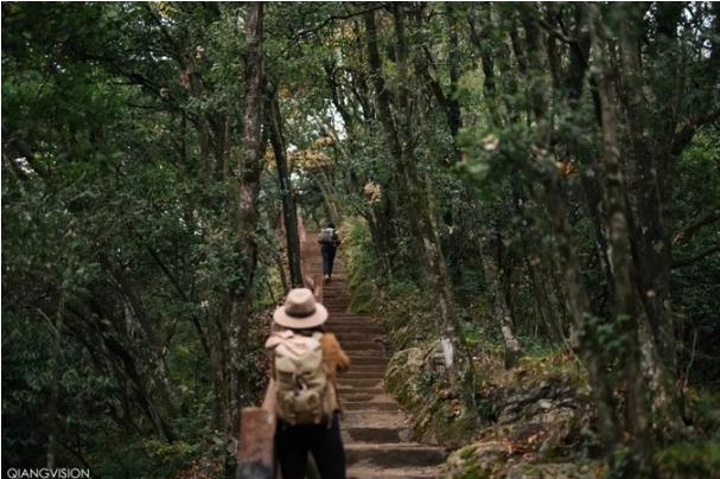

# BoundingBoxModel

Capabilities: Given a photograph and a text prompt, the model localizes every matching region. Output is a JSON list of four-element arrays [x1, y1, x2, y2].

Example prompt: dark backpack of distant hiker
[[319, 227, 336, 245]]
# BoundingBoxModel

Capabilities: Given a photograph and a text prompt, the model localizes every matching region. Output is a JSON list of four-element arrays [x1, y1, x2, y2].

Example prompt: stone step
[[343, 401, 399, 412], [329, 319, 377, 323], [331, 323, 378, 327], [347, 359, 386, 366], [344, 366, 386, 374], [336, 336, 384, 344], [328, 315, 375, 319], [345, 357, 388, 366], [344, 350, 385, 357], [329, 323, 383, 330], [346, 466, 442, 479], [338, 378, 383, 388], [343, 426, 411, 444], [345, 355, 385, 362], [343, 348, 385, 355], [340, 393, 393, 402], [346, 358, 386, 366], [336, 342, 385, 349], [341, 341, 385, 351], [329, 317, 378, 322], [333, 332, 377, 338], [335, 327, 377, 334], [345, 443, 447, 468], [343, 372, 386, 380], [330, 319, 378, 325], [333, 333, 383, 339], [331, 322, 375, 326], [330, 317, 373, 321], [343, 370, 384, 377], [337, 387, 385, 396], [329, 326, 383, 332], [342, 411, 408, 428]]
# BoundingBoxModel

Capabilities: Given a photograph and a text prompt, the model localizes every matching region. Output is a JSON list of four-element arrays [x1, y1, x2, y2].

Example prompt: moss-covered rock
[[444, 441, 514, 478], [385, 342, 477, 447], [504, 462, 599, 479], [442, 364, 598, 478]]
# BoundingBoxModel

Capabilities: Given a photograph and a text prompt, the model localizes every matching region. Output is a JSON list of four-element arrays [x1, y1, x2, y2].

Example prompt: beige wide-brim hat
[[273, 288, 328, 329]]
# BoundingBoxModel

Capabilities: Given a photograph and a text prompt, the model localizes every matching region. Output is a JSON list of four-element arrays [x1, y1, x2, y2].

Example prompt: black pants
[[275, 413, 346, 479], [321, 245, 337, 277]]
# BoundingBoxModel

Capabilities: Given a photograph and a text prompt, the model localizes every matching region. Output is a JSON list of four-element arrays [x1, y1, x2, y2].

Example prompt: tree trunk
[[228, 1, 264, 439], [482, 229, 522, 368], [445, 2, 462, 162], [616, 6, 684, 440], [266, 92, 303, 287], [47, 287, 66, 469], [588, 4, 651, 472]]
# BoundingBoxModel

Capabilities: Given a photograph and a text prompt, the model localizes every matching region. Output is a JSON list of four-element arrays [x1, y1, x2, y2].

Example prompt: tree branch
[[145, 245, 212, 357], [673, 200, 720, 245], [294, 4, 386, 41], [538, 16, 578, 45], [673, 244, 720, 268], [671, 109, 720, 156]]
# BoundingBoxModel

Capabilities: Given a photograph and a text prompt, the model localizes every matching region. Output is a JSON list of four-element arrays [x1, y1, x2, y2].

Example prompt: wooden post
[[236, 407, 276, 479]]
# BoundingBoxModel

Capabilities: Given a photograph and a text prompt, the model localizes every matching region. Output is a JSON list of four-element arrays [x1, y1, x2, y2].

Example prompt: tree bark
[[266, 91, 303, 287], [47, 286, 66, 469], [588, 4, 652, 472], [445, 2, 462, 162], [616, 4, 684, 440], [229, 1, 264, 439]]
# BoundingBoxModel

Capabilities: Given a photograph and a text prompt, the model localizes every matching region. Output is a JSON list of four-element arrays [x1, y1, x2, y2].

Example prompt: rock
[[538, 399, 552, 410], [442, 365, 597, 478], [443, 441, 512, 478], [505, 462, 597, 479]]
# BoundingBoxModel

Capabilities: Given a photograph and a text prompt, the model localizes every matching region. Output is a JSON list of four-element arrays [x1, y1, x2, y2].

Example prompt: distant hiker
[[318, 223, 341, 282], [265, 288, 350, 479]]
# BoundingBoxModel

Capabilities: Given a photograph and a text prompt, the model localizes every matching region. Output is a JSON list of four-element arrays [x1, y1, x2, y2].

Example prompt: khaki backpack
[[269, 331, 333, 425]]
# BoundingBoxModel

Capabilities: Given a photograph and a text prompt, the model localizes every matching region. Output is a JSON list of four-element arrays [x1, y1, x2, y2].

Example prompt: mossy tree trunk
[[229, 1, 264, 440]]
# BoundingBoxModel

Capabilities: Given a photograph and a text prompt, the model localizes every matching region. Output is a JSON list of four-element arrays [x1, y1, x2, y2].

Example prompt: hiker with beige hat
[[265, 288, 350, 479]]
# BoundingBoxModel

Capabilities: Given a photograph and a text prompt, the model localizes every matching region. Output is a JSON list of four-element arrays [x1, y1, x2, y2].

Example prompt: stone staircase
[[302, 233, 446, 479]]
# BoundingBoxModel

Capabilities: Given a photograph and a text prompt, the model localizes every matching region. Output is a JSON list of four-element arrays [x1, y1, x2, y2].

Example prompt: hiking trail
[[302, 231, 447, 479]]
